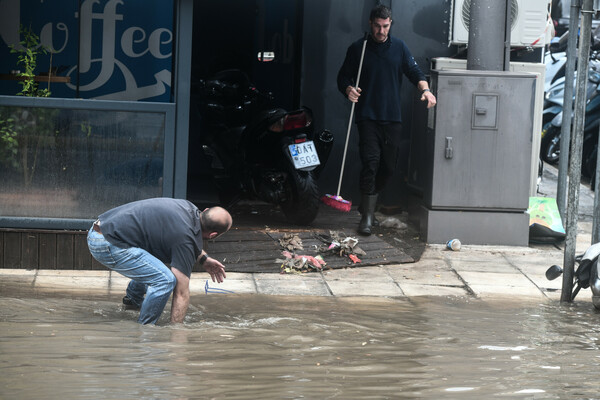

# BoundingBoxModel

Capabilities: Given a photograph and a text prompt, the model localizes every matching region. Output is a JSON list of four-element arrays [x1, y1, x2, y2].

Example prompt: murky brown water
[[1, 289, 600, 399]]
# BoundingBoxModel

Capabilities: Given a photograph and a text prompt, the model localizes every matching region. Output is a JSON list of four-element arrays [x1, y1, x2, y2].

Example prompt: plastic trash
[[446, 239, 461, 251], [379, 217, 407, 229]]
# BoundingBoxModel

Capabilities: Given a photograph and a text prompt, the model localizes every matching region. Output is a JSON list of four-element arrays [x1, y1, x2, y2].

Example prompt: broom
[[321, 32, 368, 212]]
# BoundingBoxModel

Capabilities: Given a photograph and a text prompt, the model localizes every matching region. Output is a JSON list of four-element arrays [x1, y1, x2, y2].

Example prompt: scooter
[[190, 69, 333, 225], [544, 50, 567, 95], [546, 242, 600, 308], [540, 57, 600, 165], [540, 25, 600, 165]]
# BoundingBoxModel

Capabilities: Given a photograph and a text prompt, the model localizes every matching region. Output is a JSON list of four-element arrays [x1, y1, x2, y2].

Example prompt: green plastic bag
[[527, 197, 565, 244]]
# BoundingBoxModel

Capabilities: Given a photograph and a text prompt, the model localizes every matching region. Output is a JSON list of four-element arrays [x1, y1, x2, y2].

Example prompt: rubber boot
[[358, 202, 379, 226], [358, 194, 378, 236]]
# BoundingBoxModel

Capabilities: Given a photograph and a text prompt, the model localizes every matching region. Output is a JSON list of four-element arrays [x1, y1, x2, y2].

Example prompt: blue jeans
[[87, 227, 176, 325]]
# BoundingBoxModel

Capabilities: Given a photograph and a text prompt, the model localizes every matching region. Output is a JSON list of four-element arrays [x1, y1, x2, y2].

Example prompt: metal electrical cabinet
[[415, 69, 536, 245], [428, 57, 546, 196]]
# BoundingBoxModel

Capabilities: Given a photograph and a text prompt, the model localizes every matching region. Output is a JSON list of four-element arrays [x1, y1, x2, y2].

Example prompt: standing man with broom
[[337, 4, 437, 236]]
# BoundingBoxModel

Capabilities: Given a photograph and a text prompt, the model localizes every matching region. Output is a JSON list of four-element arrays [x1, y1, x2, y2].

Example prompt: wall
[[0, 228, 105, 270]]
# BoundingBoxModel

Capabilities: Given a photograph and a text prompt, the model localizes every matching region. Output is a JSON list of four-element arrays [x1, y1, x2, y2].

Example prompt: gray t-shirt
[[98, 198, 203, 277]]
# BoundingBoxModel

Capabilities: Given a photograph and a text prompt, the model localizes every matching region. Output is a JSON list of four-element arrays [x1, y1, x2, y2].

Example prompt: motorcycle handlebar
[[198, 78, 273, 101]]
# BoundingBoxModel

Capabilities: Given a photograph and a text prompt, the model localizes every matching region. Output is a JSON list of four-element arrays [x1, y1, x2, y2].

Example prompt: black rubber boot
[[358, 194, 378, 236], [358, 202, 379, 226]]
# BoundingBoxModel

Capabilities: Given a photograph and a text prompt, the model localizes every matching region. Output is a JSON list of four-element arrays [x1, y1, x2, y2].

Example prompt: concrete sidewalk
[[0, 243, 569, 303], [0, 164, 596, 304]]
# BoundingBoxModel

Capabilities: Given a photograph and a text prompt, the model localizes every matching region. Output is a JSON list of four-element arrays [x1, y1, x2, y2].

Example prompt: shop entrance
[[187, 0, 303, 204]]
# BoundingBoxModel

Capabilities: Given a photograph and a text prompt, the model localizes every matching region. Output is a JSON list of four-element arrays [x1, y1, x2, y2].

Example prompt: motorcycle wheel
[[279, 169, 320, 225], [541, 124, 561, 164]]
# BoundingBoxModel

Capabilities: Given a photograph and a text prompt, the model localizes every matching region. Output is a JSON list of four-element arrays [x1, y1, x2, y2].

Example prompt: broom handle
[[336, 33, 368, 197]]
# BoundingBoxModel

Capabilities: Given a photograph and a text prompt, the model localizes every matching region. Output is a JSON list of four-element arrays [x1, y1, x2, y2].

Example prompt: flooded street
[[2, 291, 600, 399]]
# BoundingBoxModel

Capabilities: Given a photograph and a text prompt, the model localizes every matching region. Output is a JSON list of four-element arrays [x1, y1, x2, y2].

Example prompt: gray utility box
[[416, 69, 536, 246]]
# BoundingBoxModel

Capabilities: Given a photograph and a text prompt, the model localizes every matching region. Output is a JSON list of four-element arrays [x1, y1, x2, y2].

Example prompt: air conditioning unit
[[449, 0, 552, 47]]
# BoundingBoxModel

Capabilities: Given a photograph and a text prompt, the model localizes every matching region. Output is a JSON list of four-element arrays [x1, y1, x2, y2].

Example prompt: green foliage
[[2, 25, 58, 185], [0, 114, 19, 169], [9, 25, 51, 97], [80, 122, 92, 137]]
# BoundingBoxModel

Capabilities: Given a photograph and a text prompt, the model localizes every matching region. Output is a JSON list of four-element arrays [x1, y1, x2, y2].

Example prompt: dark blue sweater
[[337, 35, 426, 123]]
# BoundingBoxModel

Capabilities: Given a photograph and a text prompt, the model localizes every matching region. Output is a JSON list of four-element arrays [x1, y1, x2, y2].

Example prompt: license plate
[[288, 140, 320, 169]]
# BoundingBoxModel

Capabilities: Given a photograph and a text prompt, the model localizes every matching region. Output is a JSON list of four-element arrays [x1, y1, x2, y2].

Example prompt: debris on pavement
[[274, 231, 373, 272], [379, 216, 408, 230], [348, 254, 361, 264], [279, 233, 303, 252], [276, 250, 327, 273], [446, 238, 461, 251], [315, 231, 366, 257]]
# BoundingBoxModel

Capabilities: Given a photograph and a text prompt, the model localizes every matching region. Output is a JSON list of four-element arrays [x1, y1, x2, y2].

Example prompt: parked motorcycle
[[540, 56, 600, 165], [544, 50, 567, 95], [190, 69, 333, 225], [540, 25, 600, 168], [546, 242, 600, 307]]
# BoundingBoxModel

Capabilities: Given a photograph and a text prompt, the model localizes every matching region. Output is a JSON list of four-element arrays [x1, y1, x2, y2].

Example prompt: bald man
[[87, 198, 232, 324]]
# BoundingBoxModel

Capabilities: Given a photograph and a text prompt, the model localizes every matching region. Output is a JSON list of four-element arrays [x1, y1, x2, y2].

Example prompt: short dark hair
[[201, 208, 231, 236], [370, 5, 392, 21]]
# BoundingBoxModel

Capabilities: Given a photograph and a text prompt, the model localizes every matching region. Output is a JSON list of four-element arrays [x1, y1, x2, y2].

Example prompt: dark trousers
[[357, 120, 402, 195]]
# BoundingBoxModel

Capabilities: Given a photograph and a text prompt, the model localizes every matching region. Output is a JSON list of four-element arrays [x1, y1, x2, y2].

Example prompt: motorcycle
[[544, 50, 567, 95], [540, 56, 600, 165], [546, 242, 600, 308], [540, 25, 600, 166], [190, 69, 333, 225]]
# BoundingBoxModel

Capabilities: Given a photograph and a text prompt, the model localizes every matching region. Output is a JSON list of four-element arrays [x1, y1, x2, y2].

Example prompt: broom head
[[321, 194, 352, 212]]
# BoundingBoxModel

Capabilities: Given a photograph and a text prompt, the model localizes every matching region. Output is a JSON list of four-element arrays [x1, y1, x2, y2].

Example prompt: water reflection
[[2, 292, 600, 399]]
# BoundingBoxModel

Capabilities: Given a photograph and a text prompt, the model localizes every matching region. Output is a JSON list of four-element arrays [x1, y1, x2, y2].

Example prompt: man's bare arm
[[170, 267, 190, 323]]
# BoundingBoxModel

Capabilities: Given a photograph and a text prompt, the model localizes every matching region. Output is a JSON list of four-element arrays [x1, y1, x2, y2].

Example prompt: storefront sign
[[0, 0, 173, 101]]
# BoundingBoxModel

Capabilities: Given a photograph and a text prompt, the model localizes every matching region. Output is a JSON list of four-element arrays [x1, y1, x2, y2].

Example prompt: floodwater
[[2, 290, 600, 399]]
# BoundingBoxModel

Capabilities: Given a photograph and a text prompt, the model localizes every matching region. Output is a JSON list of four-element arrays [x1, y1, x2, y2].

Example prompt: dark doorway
[[187, 0, 304, 204]]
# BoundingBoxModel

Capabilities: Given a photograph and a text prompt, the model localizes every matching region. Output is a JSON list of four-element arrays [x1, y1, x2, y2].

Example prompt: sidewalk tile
[[36, 269, 110, 278], [0, 269, 36, 286], [576, 234, 593, 254], [0, 268, 37, 276], [418, 247, 445, 260], [254, 276, 330, 296], [326, 280, 403, 297], [322, 266, 393, 282], [393, 258, 449, 270], [399, 283, 468, 297], [523, 273, 561, 291], [506, 253, 563, 271], [469, 284, 546, 298], [458, 271, 533, 288], [34, 275, 110, 292], [543, 290, 563, 301], [439, 247, 528, 262], [190, 277, 257, 295], [108, 275, 129, 294], [449, 259, 518, 273], [385, 264, 463, 287]]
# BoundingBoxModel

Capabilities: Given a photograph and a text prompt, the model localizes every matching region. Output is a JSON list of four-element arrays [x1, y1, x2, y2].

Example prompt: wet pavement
[[0, 242, 571, 302], [0, 163, 597, 305]]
